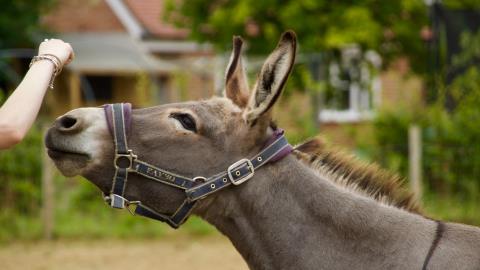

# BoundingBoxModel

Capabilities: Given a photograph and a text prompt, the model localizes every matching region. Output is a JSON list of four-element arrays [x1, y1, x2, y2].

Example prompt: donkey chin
[[45, 107, 109, 177], [45, 132, 91, 176]]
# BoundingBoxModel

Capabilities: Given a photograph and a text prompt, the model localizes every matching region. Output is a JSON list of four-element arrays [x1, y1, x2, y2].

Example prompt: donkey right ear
[[244, 31, 297, 125], [224, 36, 249, 108]]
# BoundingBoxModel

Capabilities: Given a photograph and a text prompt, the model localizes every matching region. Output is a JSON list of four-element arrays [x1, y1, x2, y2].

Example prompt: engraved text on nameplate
[[146, 167, 175, 182]]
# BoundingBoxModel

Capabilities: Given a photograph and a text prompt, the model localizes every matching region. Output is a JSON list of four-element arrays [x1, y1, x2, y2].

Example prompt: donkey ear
[[244, 31, 296, 125], [224, 36, 249, 108]]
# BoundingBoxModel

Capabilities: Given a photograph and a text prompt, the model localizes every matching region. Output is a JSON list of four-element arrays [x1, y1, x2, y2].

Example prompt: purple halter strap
[[103, 103, 132, 136], [264, 129, 293, 162]]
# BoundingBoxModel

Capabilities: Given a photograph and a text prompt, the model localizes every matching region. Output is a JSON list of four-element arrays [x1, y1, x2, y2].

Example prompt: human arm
[[0, 39, 74, 149]]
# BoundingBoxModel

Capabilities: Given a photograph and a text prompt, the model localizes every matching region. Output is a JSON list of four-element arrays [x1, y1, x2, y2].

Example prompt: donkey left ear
[[224, 36, 249, 108], [244, 31, 297, 125]]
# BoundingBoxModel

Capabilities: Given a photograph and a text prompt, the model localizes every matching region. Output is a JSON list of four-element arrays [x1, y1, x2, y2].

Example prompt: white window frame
[[319, 47, 381, 123]]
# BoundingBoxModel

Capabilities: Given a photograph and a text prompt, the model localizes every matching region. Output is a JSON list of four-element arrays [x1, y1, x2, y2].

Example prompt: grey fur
[[45, 31, 480, 270]]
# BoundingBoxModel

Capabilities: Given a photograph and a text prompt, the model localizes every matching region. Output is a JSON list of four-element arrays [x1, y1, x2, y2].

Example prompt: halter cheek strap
[[103, 103, 292, 228], [104, 103, 133, 209]]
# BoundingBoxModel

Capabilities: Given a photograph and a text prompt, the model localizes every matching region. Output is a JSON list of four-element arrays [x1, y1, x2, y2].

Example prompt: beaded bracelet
[[29, 54, 62, 89]]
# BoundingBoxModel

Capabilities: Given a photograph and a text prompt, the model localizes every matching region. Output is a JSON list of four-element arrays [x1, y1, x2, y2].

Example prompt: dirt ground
[[0, 235, 248, 270]]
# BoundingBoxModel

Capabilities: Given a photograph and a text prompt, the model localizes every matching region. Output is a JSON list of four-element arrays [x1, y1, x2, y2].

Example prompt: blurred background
[[1, 0, 480, 269]]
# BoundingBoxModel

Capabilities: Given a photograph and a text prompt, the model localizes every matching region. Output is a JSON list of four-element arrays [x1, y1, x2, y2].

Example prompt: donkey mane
[[293, 137, 422, 214]]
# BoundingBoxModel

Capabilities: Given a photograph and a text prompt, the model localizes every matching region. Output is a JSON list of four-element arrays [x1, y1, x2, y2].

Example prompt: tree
[[166, 0, 429, 74], [0, 0, 55, 49], [0, 0, 55, 91]]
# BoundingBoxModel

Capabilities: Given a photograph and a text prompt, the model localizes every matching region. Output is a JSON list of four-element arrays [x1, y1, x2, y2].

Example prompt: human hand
[[38, 39, 75, 68]]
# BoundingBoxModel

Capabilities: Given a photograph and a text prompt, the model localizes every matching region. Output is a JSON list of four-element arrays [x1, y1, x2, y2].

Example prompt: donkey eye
[[170, 113, 197, 132]]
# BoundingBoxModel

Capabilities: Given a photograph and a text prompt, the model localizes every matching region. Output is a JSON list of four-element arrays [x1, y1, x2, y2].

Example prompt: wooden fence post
[[69, 72, 81, 109], [42, 125, 54, 240], [409, 125, 422, 200]]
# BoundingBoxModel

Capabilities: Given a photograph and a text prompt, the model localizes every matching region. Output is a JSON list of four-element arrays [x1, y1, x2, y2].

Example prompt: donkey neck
[[194, 155, 437, 270]]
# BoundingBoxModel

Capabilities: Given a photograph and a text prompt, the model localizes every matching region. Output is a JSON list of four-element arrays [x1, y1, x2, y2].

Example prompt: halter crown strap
[[103, 103, 292, 229]]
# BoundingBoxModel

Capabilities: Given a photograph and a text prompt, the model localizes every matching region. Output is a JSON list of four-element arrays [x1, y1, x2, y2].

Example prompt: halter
[[102, 103, 293, 228]]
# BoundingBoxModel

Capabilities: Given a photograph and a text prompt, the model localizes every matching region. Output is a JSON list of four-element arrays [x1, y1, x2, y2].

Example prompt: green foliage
[[364, 82, 480, 224], [368, 110, 410, 174], [361, 30, 480, 224], [0, 124, 43, 215], [0, 210, 43, 241], [443, 0, 480, 9], [0, 124, 44, 241], [166, 0, 429, 74], [0, 0, 55, 48], [453, 30, 480, 70], [371, 67, 480, 190]]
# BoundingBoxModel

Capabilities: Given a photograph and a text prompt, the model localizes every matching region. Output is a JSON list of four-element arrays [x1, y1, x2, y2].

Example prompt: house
[[315, 52, 423, 147], [40, 0, 423, 147], [314, 2, 480, 147], [41, 0, 215, 116]]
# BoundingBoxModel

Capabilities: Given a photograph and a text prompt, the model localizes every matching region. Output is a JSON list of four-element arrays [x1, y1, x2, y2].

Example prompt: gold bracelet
[[29, 54, 62, 89], [42, 54, 63, 74]]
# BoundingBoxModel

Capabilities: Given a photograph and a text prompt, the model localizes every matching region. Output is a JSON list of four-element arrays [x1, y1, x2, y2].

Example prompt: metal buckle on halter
[[109, 194, 127, 209], [104, 193, 140, 212], [227, 158, 254, 185], [114, 149, 137, 171]]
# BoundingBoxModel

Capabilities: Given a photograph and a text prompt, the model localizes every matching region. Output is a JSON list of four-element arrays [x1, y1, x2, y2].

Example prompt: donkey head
[[45, 31, 296, 216]]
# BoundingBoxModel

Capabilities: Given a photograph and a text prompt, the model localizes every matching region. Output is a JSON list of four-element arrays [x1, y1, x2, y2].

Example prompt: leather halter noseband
[[102, 103, 293, 228]]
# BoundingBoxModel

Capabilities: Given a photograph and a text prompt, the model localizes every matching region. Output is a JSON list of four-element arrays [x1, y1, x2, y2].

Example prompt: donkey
[[45, 31, 480, 269]]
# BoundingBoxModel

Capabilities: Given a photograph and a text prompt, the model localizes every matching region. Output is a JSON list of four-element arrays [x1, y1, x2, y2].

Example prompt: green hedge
[[0, 124, 43, 215], [362, 63, 480, 224]]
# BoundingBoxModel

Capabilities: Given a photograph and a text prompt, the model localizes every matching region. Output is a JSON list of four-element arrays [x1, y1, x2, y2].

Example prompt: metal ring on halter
[[193, 176, 207, 183], [125, 200, 141, 215]]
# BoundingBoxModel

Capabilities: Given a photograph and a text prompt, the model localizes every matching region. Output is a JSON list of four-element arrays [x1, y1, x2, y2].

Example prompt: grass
[[0, 176, 217, 243], [0, 210, 43, 242], [2, 190, 480, 244], [423, 192, 480, 226], [1, 206, 216, 243], [2, 172, 480, 243]]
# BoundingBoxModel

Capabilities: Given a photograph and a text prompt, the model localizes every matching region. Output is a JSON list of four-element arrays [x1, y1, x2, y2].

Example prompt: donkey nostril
[[60, 116, 77, 129]]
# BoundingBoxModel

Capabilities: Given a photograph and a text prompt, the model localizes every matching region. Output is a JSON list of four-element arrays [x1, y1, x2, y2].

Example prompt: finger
[[66, 43, 74, 65], [66, 42, 73, 52]]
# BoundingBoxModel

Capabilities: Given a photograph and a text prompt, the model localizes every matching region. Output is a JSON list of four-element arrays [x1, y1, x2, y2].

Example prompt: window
[[151, 75, 172, 104], [319, 46, 381, 123], [81, 75, 113, 103]]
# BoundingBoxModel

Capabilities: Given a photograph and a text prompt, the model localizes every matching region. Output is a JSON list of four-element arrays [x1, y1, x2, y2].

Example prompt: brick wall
[[380, 58, 424, 111], [42, 0, 125, 32]]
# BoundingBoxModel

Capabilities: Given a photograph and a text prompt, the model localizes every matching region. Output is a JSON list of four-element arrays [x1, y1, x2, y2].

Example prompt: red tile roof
[[43, 0, 125, 33], [124, 0, 188, 39]]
